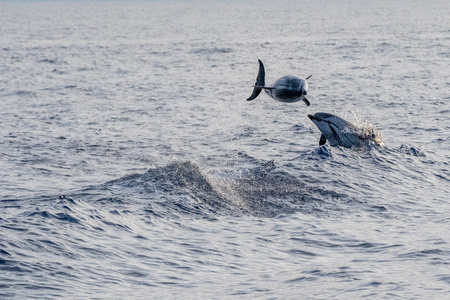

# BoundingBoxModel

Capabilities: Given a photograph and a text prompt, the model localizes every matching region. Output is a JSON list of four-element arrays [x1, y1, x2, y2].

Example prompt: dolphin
[[247, 59, 311, 106], [308, 113, 382, 148]]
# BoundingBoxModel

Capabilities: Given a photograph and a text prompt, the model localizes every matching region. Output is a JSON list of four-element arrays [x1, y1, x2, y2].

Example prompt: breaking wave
[[100, 160, 346, 218]]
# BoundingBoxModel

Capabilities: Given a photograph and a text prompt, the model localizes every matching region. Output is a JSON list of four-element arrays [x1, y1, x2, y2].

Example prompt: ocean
[[1, 0, 449, 298]]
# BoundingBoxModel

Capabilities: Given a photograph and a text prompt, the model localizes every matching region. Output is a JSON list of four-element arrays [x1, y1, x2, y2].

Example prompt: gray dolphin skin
[[308, 113, 381, 148], [247, 59, 311, 106]]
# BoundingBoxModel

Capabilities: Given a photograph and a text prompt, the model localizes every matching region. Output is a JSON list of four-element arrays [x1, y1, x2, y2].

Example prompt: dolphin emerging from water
[[247, 59, 311, 106], [308, 113, 382, 148]]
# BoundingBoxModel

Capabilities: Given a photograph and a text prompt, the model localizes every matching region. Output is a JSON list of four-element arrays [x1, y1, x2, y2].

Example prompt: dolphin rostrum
[[247, 59, 311, 106], [308, 112, 383, 148]]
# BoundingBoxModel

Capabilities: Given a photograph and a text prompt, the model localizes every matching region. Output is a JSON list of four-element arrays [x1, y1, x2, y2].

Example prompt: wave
[[101, 160, 346, 218], [190, 47, 234, 55]]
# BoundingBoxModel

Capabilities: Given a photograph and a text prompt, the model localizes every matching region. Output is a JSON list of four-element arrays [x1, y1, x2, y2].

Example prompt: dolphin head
[[308, 113, 364, 148]]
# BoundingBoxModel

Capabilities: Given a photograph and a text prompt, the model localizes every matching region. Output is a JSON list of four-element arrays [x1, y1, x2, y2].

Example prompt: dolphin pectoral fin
[[302, 97, 311, 107], [247, 59, 266, 101], [319, 134, 327, 146]]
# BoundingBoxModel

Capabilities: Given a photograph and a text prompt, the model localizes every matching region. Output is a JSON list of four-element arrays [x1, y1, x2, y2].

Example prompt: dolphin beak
[[308, 114, 318, 121]]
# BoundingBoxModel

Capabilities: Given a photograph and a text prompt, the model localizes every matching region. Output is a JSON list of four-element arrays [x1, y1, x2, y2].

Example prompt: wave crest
[[107, 160, 345, 218]]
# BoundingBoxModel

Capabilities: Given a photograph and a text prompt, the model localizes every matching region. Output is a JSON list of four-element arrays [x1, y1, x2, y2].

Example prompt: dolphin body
[[247, 59, 311, 106], [308, 113, 382, 148]]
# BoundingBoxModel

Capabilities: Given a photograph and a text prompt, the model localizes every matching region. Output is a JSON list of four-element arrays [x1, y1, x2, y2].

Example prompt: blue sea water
[[0, 0, 449, 298]]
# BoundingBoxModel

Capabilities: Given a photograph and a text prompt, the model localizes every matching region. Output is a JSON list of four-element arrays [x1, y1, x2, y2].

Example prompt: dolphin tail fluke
[[246, 87, 262, 101], [302, 97, 311, 107], [319, 134, 327, 146], [247, 59, 266, 101]]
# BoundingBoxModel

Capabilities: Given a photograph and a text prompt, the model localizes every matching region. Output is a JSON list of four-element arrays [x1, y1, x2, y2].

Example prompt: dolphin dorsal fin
[[319, 134, 327, 146]]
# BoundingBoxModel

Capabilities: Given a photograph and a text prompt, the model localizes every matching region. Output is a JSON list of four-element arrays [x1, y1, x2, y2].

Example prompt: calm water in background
[[1, 0, 449, 298]]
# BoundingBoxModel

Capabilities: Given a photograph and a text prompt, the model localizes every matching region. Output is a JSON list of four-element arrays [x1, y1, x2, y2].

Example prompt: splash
[[347, 111, 384, 147]]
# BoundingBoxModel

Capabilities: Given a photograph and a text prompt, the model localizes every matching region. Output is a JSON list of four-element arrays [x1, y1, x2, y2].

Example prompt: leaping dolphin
[[308, 113, 383, 148], [247, 59, 311, 106]]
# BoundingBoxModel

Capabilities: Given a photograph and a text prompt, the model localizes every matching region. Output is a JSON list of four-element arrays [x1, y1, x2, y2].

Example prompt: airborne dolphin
[[308, 113, 383, 148], [247, 59, 311, 106]]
